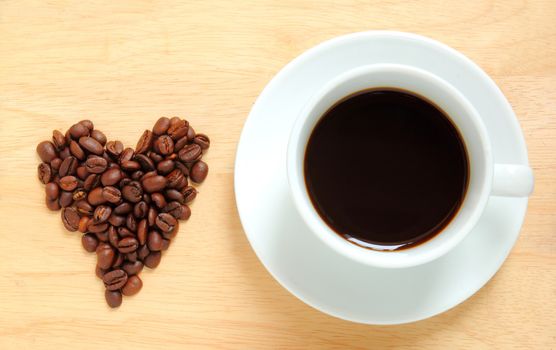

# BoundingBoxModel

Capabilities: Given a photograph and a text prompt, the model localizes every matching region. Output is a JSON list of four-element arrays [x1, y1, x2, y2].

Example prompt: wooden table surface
[[1, 1, 554, 349]]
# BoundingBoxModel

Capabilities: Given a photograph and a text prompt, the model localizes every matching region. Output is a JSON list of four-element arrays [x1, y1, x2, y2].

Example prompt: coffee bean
[[106, 140, 124, 158], [193, 133, 210, 150], [178, 143, 202, 163], [101, 168, 122, 186], [148, 151, 164, 163], [59, 156, 77, 177], [46, 197, 61, 211], [174, 135, 189, 152], [144, 251, 162, 268], [52, 130, 67, 150], [147, 207, 158, 227], [133, 201, 148, 219], [156, 159, 175, 175], [112, 252, 124, 268], [122, 275, 142, 296], [155, 213, 177, 234], [79, 136, 103, 155], [143, 192, 151, 204], [118, 237, 139, 253], [147, 230, 163, 251], [61, 207, 80, 231], [95, 230, 109, 242], [155, 135, 174, 155], [96, 243, 115, 269], [88, 187, 107, 206], [187, 125, 196, 140], [50, 158, 62, 172], [181, 186, 197, 203], [76, 166, 89, 180], [134, 154, 155, 172], [122, 260, 143, 276], [152, 117, 171, 135], [73, 188, 87, 201], [88, 222, 108, 233], [85, 156, 108, 174], [119, 178, 132, 188], [190, 161, 208, 183], [76, 200, 94, 216], [126, 251, 138, 262], [122, 181, 143, 203], [59, 175, 78, 191], [137, 219, 148, 245], [167, 119, 189, 140], [69, 140, 85, 160], [37, 141, 57, 163], [96, 265, 107, 279], [83, 174, 100, 191], [126, 213, 137, 232], [103, 269, 128, 291], [114, 202, 133, 215], [38, 163, 52, 184], [105, 290, 122, 308], [137, 244, 150, 261], [108, 213, 126, 227], [165, 169, 187, 189], [161, 238, 171, 251], [136, 130, 153, 154], [118, 227, 135, 238], [119, 147, 135, 164], [69, 123, 89, 139], [45, 182, 60, 200], [93, 205, 112, 224], [108, 226, 119, 247], [79, 119, 94, 131], [122, 162, 140, 173], [165, 189, 184, 204], [142, 175, 167, 193], [59, 147, 71, 160], [90, 130, 107, 146], [78, 216, 90, 233], [102, 186, 122, 204], [59, 191, 74, 208], [178, 204, 191, 220], [82, 233, 99, 252], [151, 193, 167, 209]]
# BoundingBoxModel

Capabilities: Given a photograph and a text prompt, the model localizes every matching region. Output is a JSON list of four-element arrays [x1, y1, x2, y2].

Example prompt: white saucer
[[234, 31, 530, 325]]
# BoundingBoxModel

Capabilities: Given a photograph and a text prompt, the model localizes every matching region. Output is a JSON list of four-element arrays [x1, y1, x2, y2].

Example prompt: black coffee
[[304, 89, 468, 250]]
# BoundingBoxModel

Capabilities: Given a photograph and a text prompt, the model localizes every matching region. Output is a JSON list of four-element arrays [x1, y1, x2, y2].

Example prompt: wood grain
[[1, 0, 555, 348]]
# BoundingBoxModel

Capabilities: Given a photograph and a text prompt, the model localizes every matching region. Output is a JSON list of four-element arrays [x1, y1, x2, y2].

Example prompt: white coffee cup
[[287, 64, 534, 269]]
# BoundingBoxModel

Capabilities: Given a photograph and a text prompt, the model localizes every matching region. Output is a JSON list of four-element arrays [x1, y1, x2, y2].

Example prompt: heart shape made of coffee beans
[[36, 118, 209, 308]]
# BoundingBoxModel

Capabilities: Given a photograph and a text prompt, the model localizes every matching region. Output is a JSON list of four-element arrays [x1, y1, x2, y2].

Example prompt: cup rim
[[286, 63, 493, 269]]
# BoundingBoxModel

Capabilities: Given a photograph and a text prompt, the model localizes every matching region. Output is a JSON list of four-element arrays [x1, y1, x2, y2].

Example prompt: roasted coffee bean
[[130, 171, 143, 181], [108, 213, 126, 227], [147, 207, 158, 227], [134, 154, 155, 172], [61, 207, 80, 231], [105, 290, 122, 308], [112, 252, 124, 268], [155, 135, 174, 155], [122, 181, 143, 203], [79, 119, 94, 131], [133, 201, 148, 219], [114, 202, 133, 215], [90, 130, 107, 146], [126, 213, 137, 232], [148, 151, 164, 163], [85, 156, 108, 174], [165, 169, 186, 189], [137, 244, 150, 261], [76, 200, 94, 216], [101, 168, 122, 186], [178, 143, 202, 163], [78, 216, 90, 233], [193, 133, 210, 150], [73, 188, 87, 201], [140, 171, 157, 182], [161, 239, 171, 251], [136, 130, 153, 154], [140, 175, 166, 193], [59, 156, 77, 177], [151, 193, 167, 209], [144, 251, 162, 269], [106, 140, 124, 158], [121, 160, 141, 172], [190, 161, 209, 183], [155, 213, 177, 233], [93, 205, 112, 223], [108, 225, 119, 247], [69, 123, 89, 139], [153, 117, 171, 135], [82, 233, 99, 252], [96, 230, 109, 242], [45, 182, 60, 200], [181, 186, 197, 203], [119, 147, 135, 164], [118, 227, 135, 238], [143, 193, 151, 204], [37, 141, 57, 163], [46, 197, 61, 211], [88, 222, 108, 233], [103, 269, 128, 291], [59, 175, 78, 191], [119, 178, 132, 188], [88, 187, 107, 206], [137, 219, 148, 245], [147, 231, 163, 251], [169, 116, 181, 126], [126, 251, 138, 262], [118, 237, 139, 253], [165, 203, 190, 220], [96, 243, 115, 269], [52, 130, 67, 150], [102, 186, 122, 204], [122, 275, 142, 296], [59, 147, 71, 159], [122, 260, 143, 276], [156, 159, 175, 175], [69, 140, 85, 160], [165, 189, 184, 204], [59, 191, 74, 208], [187, 125, 196, 140], [84, 174, 100, 191], [79, 136, 103, 155], [76, 166, 89, 180], [174, 135, 189, 152], [50, 157, 62, 172], [167, 119, 189, 140], [38, 163, 52, 184], [96, 265, 107, 279]]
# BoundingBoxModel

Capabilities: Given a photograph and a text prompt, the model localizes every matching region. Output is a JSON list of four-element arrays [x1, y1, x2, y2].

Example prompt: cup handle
[[492, 164, 534, 197]]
